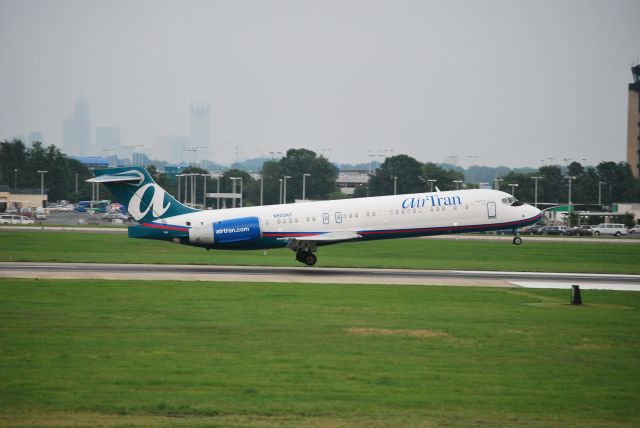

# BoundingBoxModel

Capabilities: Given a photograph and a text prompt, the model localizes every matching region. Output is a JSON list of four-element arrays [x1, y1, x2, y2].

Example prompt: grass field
[[1, 230, 640, 273], [1, 279, 639, 427]]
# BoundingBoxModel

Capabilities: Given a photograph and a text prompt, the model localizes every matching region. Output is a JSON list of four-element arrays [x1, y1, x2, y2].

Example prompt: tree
[[278, 149, 338, 202], [0, 139, 94, 202], [369, 155, 424, 196], [596, 162, 635, 203], [538, 165, 565, 205], [421, 162, 465, 192], [623, 212, 636, 229], [258, 149, 338, 204]]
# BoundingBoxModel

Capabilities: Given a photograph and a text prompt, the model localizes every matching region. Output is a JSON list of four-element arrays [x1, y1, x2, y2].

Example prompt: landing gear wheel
[[513, 236, 523, 245], [296, 250, 317, 266], [303, 252, 317, 266]]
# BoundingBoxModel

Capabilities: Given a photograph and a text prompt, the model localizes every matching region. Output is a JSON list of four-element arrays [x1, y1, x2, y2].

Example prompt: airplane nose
[[530, 205, 542, 220]]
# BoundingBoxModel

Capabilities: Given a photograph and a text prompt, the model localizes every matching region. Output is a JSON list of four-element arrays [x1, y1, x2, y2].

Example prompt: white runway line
[[511, 282, 640, 292]]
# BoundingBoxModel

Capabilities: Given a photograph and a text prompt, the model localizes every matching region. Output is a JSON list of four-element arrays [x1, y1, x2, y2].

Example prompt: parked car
[[20, 207, 32, 217], [566, 225, 593, 236], [5, 207, 18, 215], [541, 225, 567, 235], [592, 223, 628, 237], [34, 208, 46, 220], [628, 225, 640, 234], [102, 213, 130, 223], [523, 225, 545, 235], [0, 214, 35, 225]]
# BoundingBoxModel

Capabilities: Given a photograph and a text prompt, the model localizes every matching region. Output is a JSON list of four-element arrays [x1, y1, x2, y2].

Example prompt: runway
[[1, 262, 639, 290]]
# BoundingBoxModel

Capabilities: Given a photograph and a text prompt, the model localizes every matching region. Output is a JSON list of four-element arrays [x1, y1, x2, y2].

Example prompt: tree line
[[2, 139, 639, 208]]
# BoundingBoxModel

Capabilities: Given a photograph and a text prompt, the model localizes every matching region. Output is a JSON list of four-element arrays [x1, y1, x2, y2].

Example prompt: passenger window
[[322, 213, 329, 224], [335, 212, 343, 223], [277, 219, 281, 224], [372, 211, 376, 217]]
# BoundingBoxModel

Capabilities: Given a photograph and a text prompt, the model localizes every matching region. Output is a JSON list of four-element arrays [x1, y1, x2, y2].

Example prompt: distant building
[[95, 126, 121, 155], [337, 170, 369, 195], [0, 185, 48, 210], [72, 156, 109, 169], [627, 65, 640, 178], [190, 102, 210, 160], [27, 131, 44, 146], [63, 96, 92, 156], [152, 135, 189, 163]]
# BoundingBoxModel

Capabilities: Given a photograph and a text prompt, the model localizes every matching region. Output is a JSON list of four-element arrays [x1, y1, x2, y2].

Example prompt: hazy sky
[[1, 0, 639, 166]]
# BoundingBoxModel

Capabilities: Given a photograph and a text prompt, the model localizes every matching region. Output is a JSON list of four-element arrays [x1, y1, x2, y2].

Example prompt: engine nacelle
[[189, 216, 262, 246], [213, 216, 262, 244]]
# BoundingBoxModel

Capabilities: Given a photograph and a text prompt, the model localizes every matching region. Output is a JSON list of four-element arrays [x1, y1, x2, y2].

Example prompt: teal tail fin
[[87, 166, 197, 223]]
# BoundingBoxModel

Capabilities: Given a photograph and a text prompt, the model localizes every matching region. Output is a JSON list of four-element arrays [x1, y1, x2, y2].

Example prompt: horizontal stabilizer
[[86, 173, 143, 184]]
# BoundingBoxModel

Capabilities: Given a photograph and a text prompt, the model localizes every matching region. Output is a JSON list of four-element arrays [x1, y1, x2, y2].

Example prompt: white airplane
[[88, 167, 543, 266]]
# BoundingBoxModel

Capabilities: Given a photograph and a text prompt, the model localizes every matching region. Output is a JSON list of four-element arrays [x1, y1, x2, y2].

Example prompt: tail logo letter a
[[129, 183, 170, 221]]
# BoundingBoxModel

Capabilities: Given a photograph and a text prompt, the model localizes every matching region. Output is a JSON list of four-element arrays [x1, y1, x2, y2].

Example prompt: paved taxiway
[[1, 262, 639, 290]]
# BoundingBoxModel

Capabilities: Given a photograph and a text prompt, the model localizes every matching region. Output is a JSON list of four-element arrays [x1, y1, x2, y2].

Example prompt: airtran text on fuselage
[[402, 194, 462, 209]]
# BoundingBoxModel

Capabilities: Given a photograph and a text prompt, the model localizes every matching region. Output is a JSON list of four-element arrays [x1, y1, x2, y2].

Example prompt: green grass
[[1, 279, 639, 427], [1, 231, 640, 274]]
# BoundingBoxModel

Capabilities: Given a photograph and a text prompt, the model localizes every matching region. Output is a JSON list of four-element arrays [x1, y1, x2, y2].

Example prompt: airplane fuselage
[[128, 189, 542, 251]]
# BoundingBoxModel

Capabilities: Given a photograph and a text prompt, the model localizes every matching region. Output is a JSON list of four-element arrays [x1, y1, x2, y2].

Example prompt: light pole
[[531, 176, 542, 207], [13, 169, 18, 189], [176, 174, 183, 202], [230, 177, 241, 208], [201, 174, 208, 208], [493, 177, 503, 190], [566, 176, 576, 212], [283, 175, 291, 204], [210, 172, 222, 209], [239, 177, 244, 208], [75, 173, 79, 201], [279, 178, 283, 204], [598, 181, 606, 206], [37, 170, 47, 207], [302, 173, 311, 200], [453, 180, 463, 190], [393, 176, 397, 195], [427, 179, 436, 193], [260, 175, 264, 206], [508, 183, 519, 196]]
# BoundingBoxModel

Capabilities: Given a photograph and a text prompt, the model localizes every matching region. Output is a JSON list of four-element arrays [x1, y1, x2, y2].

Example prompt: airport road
[[1, 262, 639, 290]]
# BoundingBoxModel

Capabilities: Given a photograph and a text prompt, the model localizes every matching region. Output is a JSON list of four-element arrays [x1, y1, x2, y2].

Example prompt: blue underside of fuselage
[[128, 212, 543, 250]]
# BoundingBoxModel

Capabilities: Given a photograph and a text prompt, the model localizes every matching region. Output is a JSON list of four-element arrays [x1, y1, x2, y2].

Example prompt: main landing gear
[[296, 250, 317, 266], [512, 228, 522, 245]]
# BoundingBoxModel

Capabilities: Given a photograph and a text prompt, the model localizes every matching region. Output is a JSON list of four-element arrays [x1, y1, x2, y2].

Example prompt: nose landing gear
[[512, 228, 522, 245]]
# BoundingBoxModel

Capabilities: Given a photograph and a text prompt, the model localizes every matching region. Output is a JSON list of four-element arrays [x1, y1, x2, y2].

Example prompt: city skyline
[[1, 0, 639, 167]]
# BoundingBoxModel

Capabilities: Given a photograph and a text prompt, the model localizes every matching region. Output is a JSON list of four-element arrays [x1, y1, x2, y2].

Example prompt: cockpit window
[[502, 197, 524, 206]]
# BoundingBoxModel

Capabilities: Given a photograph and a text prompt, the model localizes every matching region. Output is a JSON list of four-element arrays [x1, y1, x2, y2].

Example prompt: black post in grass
[[571, 285, 582, 305]]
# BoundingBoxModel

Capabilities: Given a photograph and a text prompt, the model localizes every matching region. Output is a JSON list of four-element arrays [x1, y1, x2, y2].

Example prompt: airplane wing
[[284, 231, 363, 242]]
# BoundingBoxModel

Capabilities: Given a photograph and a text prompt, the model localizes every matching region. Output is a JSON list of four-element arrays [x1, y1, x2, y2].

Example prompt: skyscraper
[[63, 96, 92, 156], [190, 102, 210, 163], [627, 65, 640, 178], [27, 131, 44, 146]]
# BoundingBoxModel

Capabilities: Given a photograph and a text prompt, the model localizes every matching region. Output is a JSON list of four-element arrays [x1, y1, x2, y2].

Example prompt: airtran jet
[[88, 167, 543, 266]]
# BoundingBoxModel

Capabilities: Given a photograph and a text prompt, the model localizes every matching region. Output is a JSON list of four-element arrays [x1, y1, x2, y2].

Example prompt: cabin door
[[487, 201, 497, 219]]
